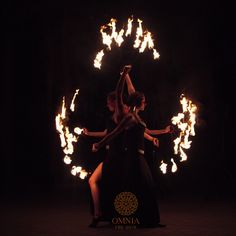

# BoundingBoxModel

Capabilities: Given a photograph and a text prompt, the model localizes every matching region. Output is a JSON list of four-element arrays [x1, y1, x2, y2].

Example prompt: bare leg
[[89, 162, 103, 217]]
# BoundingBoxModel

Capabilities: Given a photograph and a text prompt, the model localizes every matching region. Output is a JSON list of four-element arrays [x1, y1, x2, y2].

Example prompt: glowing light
[[55, 89, 89, 179], [159, 94, 197, 174], [74, 127, 83, 135], [134, 19, 143, 49], [94, 17, 160, 69], [71, 166, 89, 179], [171, 94, 197, 162], [171, 158, 177, 173], [125, 17, 133, 36], [80, 170, 89, 179], [160, 160, 167, 174], [70, 89, 79, 112], [71, 166, 82, 176], [64, 155, 72, 165], [94, 50, 104, 69]]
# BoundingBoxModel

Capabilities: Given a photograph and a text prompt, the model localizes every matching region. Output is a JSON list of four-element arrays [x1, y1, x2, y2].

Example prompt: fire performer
[[84, 69, 170, 227], [91, 65, 166, 228], [85, 77, 160, 226]]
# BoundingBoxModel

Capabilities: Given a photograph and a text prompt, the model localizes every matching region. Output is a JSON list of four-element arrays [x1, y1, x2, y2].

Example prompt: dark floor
[[1, 188, 236, 236]]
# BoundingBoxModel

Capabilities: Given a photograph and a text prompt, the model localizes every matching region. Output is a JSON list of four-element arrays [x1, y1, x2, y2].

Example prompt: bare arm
[[83, 128, 107, 137], [145, 125, 171, 135], [125, 73, 135, 95], [114, 65, 132, 123], [144, 132, 159, 147]]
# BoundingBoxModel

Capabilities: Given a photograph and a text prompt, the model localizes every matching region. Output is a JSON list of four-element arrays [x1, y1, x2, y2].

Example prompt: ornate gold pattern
[[114, 192, 138, 216]]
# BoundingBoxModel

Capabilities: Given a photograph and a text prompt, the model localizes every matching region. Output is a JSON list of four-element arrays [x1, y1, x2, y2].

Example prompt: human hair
[[127, 91, 145, 108], [107, 91, 116, 102]]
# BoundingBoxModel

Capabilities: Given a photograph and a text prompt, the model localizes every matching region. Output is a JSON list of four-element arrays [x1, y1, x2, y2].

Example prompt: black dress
[[100, 117, 124, 220], [100, 116, 160, 227]]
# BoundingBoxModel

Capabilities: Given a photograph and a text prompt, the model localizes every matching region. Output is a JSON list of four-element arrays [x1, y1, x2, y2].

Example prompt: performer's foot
[[88, 215, 102, 228]]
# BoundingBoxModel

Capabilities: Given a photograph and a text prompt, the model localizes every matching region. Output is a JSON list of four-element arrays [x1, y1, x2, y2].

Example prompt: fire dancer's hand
[[92, 143, 99, 152], [169, 125, 175, 134], [165, 125, 171, 133], [121, 65, 132, 75], [82, 128, 88, 135], [152, 138, 159, 148]]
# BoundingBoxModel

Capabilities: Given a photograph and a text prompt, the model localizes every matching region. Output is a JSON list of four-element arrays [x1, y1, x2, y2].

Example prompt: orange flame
[[125, 17, 133, 36], [171, 158, 178, 173], [94, 17, 160, 69], [133, 19, 143, 49], [71, 166, 89, 179], [70, 89, 79, 112], [94, 50, 104, 69], [55, 89, 89, 179], [171, 94, 197, 162], [159, 94, 197, 174], [160, 160, 167, 174]]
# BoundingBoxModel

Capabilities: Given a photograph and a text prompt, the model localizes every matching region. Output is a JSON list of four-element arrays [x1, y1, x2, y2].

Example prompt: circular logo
[[114, 192, 138, 216]]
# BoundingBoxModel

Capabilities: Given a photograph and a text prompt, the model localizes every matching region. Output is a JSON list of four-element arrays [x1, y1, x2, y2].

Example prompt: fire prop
[[55, 89, 89, 179], [94, 17, 160, 69], [160, 94, 197, 174]]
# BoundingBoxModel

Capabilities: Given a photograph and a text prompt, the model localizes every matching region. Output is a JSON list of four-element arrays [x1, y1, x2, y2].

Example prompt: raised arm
[[125, 73, 136, 95], [114, 65, 132, 123], [92, 114, 136, 151]]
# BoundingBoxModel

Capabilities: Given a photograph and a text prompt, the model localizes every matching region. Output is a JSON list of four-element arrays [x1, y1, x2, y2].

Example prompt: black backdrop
[[2, 0, 235, 200]]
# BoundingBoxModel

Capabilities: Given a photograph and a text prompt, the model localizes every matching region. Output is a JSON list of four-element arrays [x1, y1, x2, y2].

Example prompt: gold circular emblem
[[114, 192, 138, 216]]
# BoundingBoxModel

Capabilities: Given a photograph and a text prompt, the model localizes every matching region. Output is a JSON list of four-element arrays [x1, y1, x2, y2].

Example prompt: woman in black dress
[[92, 65, 164, 227]]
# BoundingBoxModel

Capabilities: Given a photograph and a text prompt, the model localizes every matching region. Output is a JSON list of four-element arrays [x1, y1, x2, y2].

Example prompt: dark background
[[2, 0, 235, 202]]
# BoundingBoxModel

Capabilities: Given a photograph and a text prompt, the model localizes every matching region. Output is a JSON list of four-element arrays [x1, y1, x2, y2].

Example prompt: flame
[[94, 50, 104, 69], [62, 127, 77, 155], [71, 165, 82, 176], [153, 49, 160, 59], [171, 158, 177, 173], [99, 18, 125, 50], [55, 89, 89, 179], [160, 160, 167, 174], [159, 94, 197, 174], [70, 89, 79, 112], [116, 29, 125, 46], [134, 19, 143, 49], [74, 127, 83, 135], [80, 169, 89, 179], [55, 97, 67, 148], [171, 94, 197, 162], [125, 17, 133, 36], [64, 155, 72, 165], [71, 166, 89, 179], [94, 17, 160, 69]]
